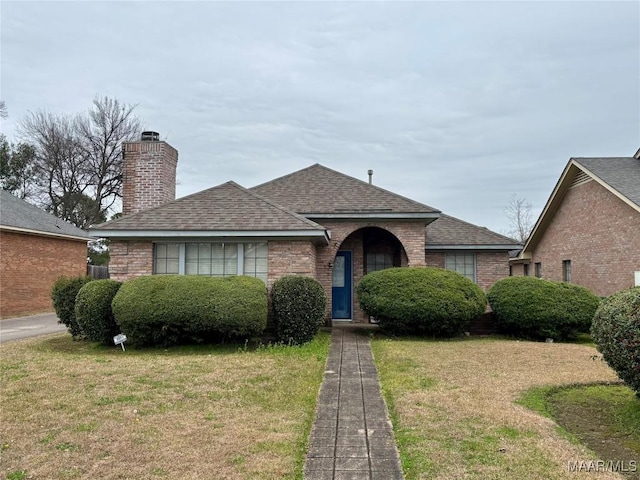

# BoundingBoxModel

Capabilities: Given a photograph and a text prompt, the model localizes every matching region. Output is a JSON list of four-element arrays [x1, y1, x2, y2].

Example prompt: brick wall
[[425, 252, 445, 268], [122, 141, 178, 215], [267, 241, 317, 288], [0, 231, 87, 318], [108, 241, 154, 281], [531, 179, 640, 296], [476, 252, 511, 290], [315, 220, 427, 323]]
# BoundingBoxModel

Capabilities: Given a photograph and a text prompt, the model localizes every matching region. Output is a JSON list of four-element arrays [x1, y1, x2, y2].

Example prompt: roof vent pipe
[[141, 131, 160, 142], [368, 169, 373, 184]]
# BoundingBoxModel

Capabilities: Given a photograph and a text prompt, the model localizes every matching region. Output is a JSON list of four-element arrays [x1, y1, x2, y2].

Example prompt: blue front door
[[332, 251, 352, 319]]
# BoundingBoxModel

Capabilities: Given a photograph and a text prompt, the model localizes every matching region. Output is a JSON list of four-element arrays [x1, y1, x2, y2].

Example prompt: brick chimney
[[122, 132, 178, 216]]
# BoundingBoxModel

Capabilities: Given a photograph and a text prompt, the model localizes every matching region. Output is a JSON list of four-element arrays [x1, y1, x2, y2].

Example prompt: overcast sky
[[1, 1, 638, 235]]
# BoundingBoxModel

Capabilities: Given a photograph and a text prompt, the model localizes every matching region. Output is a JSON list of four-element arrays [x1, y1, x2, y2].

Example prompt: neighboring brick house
[[89, 134, 520, 324], [0, 190, 90, 318], [511, 151, 640, 297]]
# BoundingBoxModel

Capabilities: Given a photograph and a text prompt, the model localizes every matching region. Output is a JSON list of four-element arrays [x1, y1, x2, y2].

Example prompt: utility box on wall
[[635, 271, 640, 287]]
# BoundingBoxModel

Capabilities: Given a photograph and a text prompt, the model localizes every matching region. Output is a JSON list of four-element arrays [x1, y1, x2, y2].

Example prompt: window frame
[[534, 262, 542, 278], [563, 259, 572, 282], [153, 241, 268, 282], [444, 252, 476, 283]]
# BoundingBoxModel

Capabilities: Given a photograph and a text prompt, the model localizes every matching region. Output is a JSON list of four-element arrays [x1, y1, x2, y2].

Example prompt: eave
[[303, 212, 440, 220], [522, 158, 640, 257], [1, 225, 90, 243], [88, 229, 331, 245], [426, 244, 522, 251]]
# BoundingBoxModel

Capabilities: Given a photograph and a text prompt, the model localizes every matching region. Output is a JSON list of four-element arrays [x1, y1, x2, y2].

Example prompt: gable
[[90, 181, 328, 240], [522, 156, 640, 257], [250, 164, 439, 218]]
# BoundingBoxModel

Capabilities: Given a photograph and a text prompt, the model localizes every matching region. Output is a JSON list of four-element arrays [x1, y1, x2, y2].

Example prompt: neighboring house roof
[[425, 214, 521, 250], [90, 181, 329, 243], [521, 156, 640, 257], [573, 157, 640, 209], [0, 190, 89, 241], [251, 164, 440, 219]]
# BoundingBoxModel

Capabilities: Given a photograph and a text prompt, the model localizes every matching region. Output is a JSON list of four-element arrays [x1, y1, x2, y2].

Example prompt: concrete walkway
[[304, 327, 404, 480]]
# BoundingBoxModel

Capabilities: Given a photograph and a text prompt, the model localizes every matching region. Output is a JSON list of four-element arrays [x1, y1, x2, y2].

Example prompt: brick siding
[[108, 241, 154, 281], [267, 241, 317, 288], [530, 179, 640, 296], [0, 231, 87, 318], [122, 141, 178, 216]]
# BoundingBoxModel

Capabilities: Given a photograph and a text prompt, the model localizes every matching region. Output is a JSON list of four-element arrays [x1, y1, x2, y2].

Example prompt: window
[[154, 242, 268, 282], [523, 263, 530, 276], [445, 252, 476, 282], [366, 252, 394, 273], [154, 243, 180, 274], [243, 243, 268, 283], [535, 262, 542, 278], [186, 243, 238, 277], [563, 260, 571, 282]]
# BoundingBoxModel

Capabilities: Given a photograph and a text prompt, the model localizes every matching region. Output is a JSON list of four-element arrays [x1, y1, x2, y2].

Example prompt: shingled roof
[[251, 164, 439, 217], [426, 214, 520, 250], [521, 155, 640, 256], [573, 157, 640, 209], [0, 190, 89, 241], [90, 181, 328, 239]]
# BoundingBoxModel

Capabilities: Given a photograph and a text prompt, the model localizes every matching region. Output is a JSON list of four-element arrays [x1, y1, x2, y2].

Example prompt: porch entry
[[331, 250, 352, 320]]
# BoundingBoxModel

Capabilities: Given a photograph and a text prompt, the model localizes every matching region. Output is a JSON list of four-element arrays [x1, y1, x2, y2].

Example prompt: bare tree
[[76, 95, 141, 222], [0, 100, 7, 119], [17, 96, 142, 228], [504, 194, 534, 243]]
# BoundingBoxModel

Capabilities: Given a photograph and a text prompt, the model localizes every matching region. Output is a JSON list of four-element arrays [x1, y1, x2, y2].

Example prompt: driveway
[[0, 312, 66, 344]]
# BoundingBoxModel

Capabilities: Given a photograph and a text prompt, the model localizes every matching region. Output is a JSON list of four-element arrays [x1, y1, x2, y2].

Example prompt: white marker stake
[[113, 334, 127, 351]]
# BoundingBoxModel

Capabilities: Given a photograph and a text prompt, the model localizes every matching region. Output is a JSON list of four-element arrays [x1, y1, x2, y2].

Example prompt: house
[[0, 190, 90, 318], [89, 134, 520, 324], [511, 150, 640, 297]]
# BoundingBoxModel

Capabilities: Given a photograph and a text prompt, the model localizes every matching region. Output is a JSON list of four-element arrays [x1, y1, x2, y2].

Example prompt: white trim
[[89, 229, 329, 241], [303, 212, 439, 220], [426, 244, 520, 251], [0, 225, 90, 242]]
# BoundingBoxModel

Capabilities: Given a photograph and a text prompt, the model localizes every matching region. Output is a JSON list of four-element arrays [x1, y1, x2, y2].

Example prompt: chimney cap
[[141, 131, 160, 142]]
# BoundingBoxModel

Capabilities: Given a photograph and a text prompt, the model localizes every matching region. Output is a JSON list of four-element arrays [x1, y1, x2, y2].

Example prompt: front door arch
[[331, 250, 352, 319]]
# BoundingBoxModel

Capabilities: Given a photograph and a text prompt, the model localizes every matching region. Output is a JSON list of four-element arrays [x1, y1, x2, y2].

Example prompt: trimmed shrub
[[356, 267, 486, 337], [487, 277, 600, 341], [51, 276, 93, 338], [75, 279, 122, 346], [591, 287, 640, 395], [272, 275, 327, 345], [111, 275, 268, 347]]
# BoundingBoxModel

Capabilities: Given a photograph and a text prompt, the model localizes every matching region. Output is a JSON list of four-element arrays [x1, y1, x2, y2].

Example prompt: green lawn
[[371, 336, 628, 480], [0, 333, 330, 480]]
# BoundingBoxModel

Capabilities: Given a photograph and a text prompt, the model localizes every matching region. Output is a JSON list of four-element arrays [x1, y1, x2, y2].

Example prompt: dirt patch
[[549, 387, 640, 479]]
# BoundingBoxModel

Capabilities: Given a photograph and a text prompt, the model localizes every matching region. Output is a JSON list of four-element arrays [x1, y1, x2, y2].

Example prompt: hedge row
[[591, 287, 640, 395], [357, 267, 487, 337], [487, 277, 600, 341], [111, 275, 268, 348]]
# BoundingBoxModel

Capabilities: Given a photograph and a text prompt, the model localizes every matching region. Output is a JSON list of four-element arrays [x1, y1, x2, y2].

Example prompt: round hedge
[[75, 279, 122, 345], [356, 267, 486, 337], [487, 277, 600, 341], [272, 275, 327, 345], [112, 275, 268, 347], [51, 275, 93, 338], [591, 287, 640, 395]]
